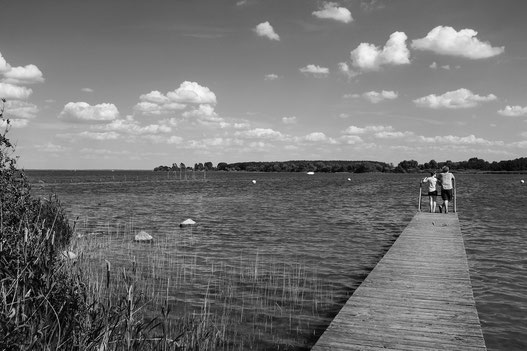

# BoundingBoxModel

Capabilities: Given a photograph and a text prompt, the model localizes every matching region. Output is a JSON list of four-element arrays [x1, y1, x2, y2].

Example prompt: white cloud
[[313, 2, 353, 23], [167, 81, 217, 104], [5, 100, 39, 119], [38, 142, 68, 153], [340, 135, 363, 144], [79, 131, 120, 140], [418, 134, 503, 146], [98, 118, 172, 135], [343, 125, 394, 135], [282, 116, 297, 124], [362, 90, 398, 103], [182, 104, 224, 124], [304, 132, 328, 142], [360, 0, 385, 12], [0, 52, 9, 73], [299, 64, 329, 77], [3, 64, 44, 85], [235, 128, 286, 140], [411, 26, 504, 59], [374, 130, 412, 139], [337, 62, 357, 78], [349, 31, 410, 72], [0, 82, 33, 100], [59, 102, 119, 122], [134, 82, 216, 116], [430, 62, 437, 69], [254, 21, 280, 41], [414, 88, 497, 109], [498, 105, 527, 117], [264, 74, 280, 81]]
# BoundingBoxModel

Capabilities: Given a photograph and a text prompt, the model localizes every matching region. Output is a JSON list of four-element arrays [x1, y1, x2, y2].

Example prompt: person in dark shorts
[[422, 172, 438, 212], [438, 166, 455, 213]]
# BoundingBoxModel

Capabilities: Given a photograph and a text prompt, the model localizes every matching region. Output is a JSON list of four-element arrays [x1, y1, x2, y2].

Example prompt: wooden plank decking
[[312, 212, 486, 351]]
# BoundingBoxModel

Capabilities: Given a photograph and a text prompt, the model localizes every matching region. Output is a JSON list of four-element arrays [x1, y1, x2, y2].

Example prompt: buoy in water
[[521, 179, 525, 184], [134, 230, 153, 242], [180, 218, 196, 227], [347, 178, 351, 181], [252, 180, 256, 184]]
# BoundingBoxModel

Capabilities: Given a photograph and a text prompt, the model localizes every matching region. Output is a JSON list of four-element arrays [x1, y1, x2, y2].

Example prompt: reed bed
[[70, 217, 337, 350]]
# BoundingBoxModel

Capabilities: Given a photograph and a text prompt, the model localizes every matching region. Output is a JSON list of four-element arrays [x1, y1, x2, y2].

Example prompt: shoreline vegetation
[[154, 158, 527, 174], [1, 102, 229, 349]]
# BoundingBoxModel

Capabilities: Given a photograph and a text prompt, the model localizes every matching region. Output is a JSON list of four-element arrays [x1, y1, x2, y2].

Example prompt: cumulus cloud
[[0, 51, 44, 85], [411, 26, 504, 59], [0, 52, 9, 73], [498, 105, 527, 117], [168, 81, 217, 104], [299, 64, 329, 77], [282, 116, 297, 124], [337, 62, 357, 78], [254, 21, 280, 41], [348, 31, 410, 72], [361, 90, 398, 103], [304, 132, 328, 142], [5, 100, 39, 119], [59, 102, 119, 122], [3, 64, 44, 85], [414, 88, 497, 109], [134, 82, 216, 117], [0, 82, 33, 100], [313, 2, 353, 23]]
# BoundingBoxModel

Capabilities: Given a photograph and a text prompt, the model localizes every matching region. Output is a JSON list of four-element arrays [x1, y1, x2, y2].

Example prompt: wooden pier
[[312, 212, 486, 350]]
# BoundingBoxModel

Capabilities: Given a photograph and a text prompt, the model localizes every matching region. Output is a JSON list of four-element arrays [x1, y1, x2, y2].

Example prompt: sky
[[1, 0, 526, 170]]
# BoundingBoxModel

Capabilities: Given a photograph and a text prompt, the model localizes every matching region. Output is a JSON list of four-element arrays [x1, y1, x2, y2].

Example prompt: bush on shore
[[1, 100, 220, 350]]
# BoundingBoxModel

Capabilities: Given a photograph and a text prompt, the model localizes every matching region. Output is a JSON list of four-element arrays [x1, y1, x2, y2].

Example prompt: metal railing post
[[418, 182, 422, 212]]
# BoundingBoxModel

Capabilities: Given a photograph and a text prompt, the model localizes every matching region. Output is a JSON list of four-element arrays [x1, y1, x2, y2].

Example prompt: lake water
[[27, 170, 527, 350]]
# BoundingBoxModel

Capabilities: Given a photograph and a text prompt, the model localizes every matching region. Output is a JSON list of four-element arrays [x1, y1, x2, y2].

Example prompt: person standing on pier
[[438, 166, 455, 213], [422, 172, 438, 213]]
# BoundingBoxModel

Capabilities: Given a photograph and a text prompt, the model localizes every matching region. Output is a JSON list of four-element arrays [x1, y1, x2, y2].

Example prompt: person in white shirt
[[438, 166, 455, 213], [422, 172, 438, 213]]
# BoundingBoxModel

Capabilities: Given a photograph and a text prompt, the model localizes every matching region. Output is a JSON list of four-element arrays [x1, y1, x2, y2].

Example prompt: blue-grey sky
[[1, 0, 526, 169]]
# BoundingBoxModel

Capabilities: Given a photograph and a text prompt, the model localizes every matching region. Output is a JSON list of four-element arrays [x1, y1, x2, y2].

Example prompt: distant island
[[154, 157, 527, 173]]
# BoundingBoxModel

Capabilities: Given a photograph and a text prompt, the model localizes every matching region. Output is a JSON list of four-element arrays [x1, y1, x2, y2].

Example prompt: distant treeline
[[154, 157, 527, 173]]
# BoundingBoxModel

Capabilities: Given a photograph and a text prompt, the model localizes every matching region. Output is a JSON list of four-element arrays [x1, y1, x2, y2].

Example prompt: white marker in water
[[521, 179, 525, 184], [347, 178, 351, 181], [252, 180, 256, 184]]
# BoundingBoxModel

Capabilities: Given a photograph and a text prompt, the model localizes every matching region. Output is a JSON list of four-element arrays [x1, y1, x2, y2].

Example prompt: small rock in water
[[134, 230, 153, 242], [61, 250, 78, 260], [180, 218, 196, 227]]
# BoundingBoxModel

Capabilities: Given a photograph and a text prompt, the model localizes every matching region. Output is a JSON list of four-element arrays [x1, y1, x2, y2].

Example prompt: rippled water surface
[[27, 171, 526, 350]]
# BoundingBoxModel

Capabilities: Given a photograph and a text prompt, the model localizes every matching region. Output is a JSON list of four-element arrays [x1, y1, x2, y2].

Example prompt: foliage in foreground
[[0, 100, 221, 350]]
